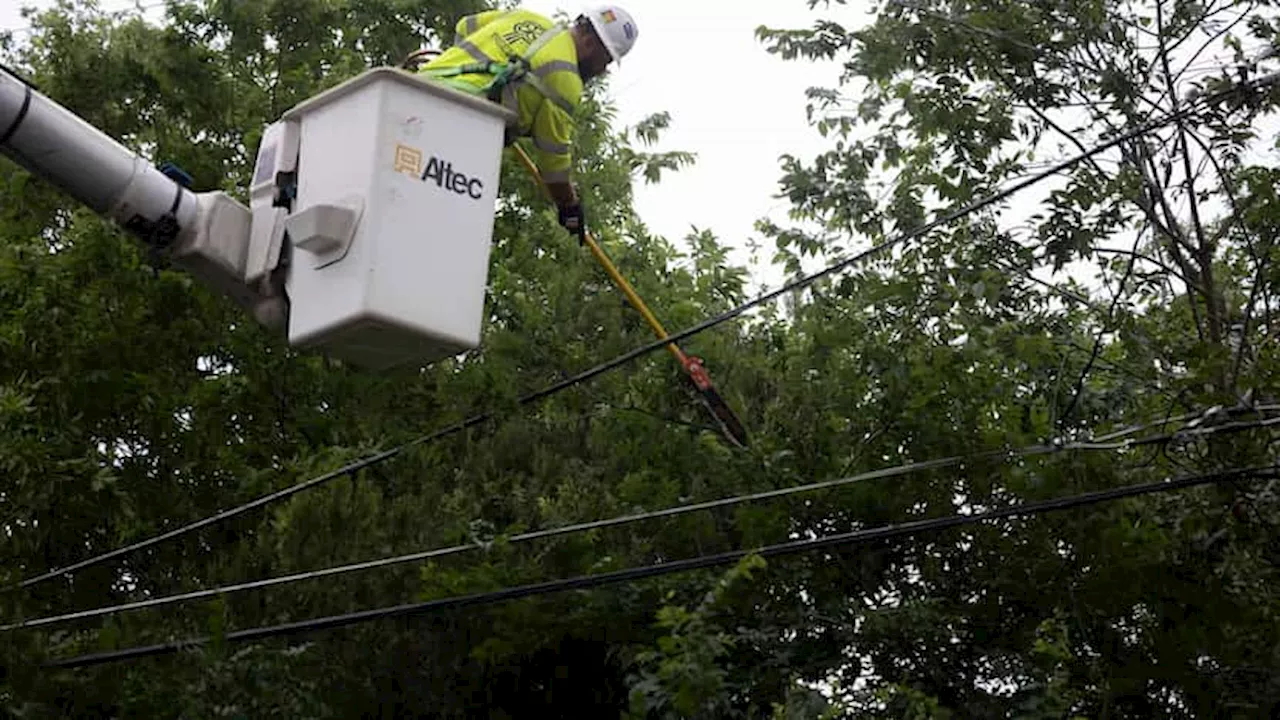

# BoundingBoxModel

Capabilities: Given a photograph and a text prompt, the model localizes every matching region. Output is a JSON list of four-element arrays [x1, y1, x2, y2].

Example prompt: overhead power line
[[15, 71, 1276, 593], [43, 463, 1280, 670], [13, 411, 1278, 633], [9, 454, 983, 631]]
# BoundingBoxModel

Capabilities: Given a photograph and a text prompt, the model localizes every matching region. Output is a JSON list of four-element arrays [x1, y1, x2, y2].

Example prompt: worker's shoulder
[[527, 22, 580, 70], [534, 37, 583, 101]]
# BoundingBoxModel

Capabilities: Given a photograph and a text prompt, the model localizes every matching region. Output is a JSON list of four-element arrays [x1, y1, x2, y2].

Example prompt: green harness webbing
[[421, 24, 566, 109]]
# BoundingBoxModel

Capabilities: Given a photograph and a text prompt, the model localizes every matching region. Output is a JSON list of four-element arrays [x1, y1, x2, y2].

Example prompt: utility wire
[[16, 72, 1274, 593], [43, 463, 1280, 670], [7, 454, 987, 630], [1091, 410, 1201, 443], [12, 411, 1279, 632]]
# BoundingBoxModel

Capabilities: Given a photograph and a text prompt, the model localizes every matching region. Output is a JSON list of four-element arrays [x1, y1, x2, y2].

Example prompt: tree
[[5, 0, 1280, 717], [746, 0, 1280, 714]]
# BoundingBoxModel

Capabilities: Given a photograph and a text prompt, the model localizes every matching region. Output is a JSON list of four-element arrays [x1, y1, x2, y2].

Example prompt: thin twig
[[1132, 140, 1209, 341], [1182, 127, 1272, 389], [1058, 223, 1148, 429], [1158, 0, 1223, 344], [1091, 245, 1197, 287], [1172, 1, 1257, 86]]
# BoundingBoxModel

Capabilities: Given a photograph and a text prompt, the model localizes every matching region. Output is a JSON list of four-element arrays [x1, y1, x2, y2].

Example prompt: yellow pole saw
[[511, 145, 749, 450]]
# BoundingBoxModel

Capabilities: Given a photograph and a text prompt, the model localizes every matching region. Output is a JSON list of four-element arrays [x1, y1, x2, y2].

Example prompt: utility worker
[[410, 5, 639, 243]]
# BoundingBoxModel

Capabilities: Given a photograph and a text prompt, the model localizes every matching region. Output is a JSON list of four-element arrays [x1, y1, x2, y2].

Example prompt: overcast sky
[[1, 0, 871, 284], [537, 1, 871, 274]]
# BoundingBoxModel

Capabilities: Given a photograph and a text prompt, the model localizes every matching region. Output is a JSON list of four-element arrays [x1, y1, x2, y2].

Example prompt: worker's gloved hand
[[558, 203, 586, 246]]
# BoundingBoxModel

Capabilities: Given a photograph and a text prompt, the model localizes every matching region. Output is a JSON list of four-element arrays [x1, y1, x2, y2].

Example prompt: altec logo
[[421, 156, 484, 199], [393, 143, 484, 200]]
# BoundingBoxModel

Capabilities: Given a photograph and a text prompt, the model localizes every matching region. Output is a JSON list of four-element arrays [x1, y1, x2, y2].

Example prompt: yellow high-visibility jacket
[[419, 9, 582, 183]]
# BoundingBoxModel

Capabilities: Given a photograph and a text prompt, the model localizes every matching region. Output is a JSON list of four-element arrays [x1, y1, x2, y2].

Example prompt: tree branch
[[982, 49, 1111, 181], [1117, 142, 1188, 249], [1050, 27, 1219, 334], [1172, 1, 1257, 86], [1058, 223, 1148, 430], [981, 18, 1220, 331], [1158, 0, 1223, 345], [1129, 144, 1209, 329], [1166, 0, 1236, 58], [993, 256, 1107, 313], [1143, 158, 1188, 248], [1181, 126, 1277, 389], [1091, 245, 1197, 288]]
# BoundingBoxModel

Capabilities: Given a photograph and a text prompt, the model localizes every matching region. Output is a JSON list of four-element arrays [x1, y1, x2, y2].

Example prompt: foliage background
[[2, 0, 1280, 716]]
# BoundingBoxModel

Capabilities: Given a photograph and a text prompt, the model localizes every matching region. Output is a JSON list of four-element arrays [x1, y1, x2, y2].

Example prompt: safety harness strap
[[421, 24, 575, 115]]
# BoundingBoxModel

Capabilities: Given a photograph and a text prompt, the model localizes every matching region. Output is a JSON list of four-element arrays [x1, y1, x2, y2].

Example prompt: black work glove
[[558, 203, 586, 246]]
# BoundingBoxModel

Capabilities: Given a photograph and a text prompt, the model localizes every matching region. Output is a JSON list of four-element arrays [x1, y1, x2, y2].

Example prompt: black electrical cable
[[16, 73, 1272, 593], [13, 447, 404, 589], [0, 441, 1088, 631], [15, 409, 1280, 632], [43, 463, 1279, 670]]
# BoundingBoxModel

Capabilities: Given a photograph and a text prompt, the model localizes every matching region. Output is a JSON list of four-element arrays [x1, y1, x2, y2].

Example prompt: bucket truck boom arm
[[0, 65, 288, 329], [0, 64, 514, 370]]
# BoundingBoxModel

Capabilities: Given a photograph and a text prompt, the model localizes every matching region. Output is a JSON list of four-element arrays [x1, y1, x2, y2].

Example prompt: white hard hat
[[584, 5, 638, 65]]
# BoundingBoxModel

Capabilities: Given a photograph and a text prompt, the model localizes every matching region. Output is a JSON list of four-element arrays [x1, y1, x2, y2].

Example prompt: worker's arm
[[546, 176, 577, 207], [547, 174, 581, 242], [527, 110, 573, 189], [531, 104, 584, 239], [451, 10, 504, 45]]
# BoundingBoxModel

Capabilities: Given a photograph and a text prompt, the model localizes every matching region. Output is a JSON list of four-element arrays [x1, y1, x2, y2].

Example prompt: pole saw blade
[[681, 356, 750, 449], [694, 383, 750, 449]]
